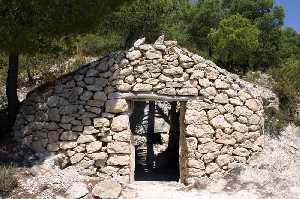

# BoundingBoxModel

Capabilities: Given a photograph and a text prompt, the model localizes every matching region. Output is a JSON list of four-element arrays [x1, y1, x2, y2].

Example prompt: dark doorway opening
[[130, 100, 180, 181]]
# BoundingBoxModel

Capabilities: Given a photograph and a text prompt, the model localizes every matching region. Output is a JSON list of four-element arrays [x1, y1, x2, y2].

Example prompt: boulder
[[92, 180, 122, 199], [65, 182, 89, 199]]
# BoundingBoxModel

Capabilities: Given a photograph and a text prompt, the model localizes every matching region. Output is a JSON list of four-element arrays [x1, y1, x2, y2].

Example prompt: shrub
[[264, 107, 288, 136], [270, 57, 300, 124], [0, 164, 17, 196]]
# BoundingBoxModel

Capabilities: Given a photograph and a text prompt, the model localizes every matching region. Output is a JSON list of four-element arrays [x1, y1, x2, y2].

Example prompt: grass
[[0, 164, 18, 196]]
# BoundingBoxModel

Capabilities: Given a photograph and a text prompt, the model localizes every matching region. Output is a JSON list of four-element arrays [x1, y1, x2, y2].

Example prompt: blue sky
[[276, 0, 300, 32]]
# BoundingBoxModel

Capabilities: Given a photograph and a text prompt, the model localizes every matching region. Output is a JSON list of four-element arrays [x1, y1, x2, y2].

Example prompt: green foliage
[[208, 14, 260, 70], [295, 117, 300, 127], [264, 107, 288, 136], [254, 5, 285, 68], [280, 28, 300, 60], [184, 0, 225, 55], [0, 164, 17, 196], [270, 58, 300, 121], [0, 0, 128, 54], [102, 0, 181, 48], [76, 33, 122, 56]]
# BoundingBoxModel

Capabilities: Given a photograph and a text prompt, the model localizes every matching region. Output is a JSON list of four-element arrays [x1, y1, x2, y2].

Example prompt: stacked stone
[[13, 53, 133, 184], [111, 36, 203, 96], [184, 97, 263, 181], [13, 35, 264, 184]]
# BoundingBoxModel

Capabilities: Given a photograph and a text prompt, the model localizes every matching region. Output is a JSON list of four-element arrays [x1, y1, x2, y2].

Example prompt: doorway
[[129, 100, 181, 181]]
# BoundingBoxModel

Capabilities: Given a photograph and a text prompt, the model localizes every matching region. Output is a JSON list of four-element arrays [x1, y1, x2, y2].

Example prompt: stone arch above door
[[13, 36, 264, 184]]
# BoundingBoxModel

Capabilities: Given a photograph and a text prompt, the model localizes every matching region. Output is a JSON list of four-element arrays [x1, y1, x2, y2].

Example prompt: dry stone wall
[[13, 35, 264, 184]]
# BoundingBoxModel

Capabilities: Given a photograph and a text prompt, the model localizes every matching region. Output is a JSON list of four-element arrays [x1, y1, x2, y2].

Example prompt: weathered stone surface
[[132, 83, 152, 92], [157, 88, 176, 95], [210, 115, 231, 129], [86, 141, 102, 153], [48, 108, 60, 122], [185, 110, 207, 125], [163, 67, 183, 76], [145, 50, 162, 59], [176, 88, 198, 96], [134, 37, 146, 48], [202, 153, 216, 163], [186, 124, 214, 138], [60, 131, 79, 141], [94, 118, 110, 128], [126, 50, 142, 60], [107, 142, 130, 154], [94, 91, 107, 101], [111, 115, 129, 132], [83, 126, 99, 135], [186, 137, 198, 151], [216, 154, 233, 167], [65, 182, 89, 199], [92, 180, 122, 199], [60, 142, 77, 150], [245, 99, 260, 111], [113, 130, 131, 142], [214, 93, 229, 104], [107, 154, 130, 166], [188, 159, 205, 169], [215, 79, 230, 89], [178, 53, 192, 63], [70, 153, 85, 164], [105, 99, 128, 113], [233, 147, 250, 157], [198, 142, 222, 153], [14, 36, 264, 182], [206, 163, 219, 174], [77, 135, 96, 144], [232, 122, 248, 133]]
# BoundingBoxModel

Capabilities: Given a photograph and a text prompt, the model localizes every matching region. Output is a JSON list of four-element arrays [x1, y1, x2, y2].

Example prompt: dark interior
[[130, 101, 180, 181]]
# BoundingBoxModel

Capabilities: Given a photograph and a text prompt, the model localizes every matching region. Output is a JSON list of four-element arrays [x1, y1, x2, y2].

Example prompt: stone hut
[[13, 36, 264, 184]]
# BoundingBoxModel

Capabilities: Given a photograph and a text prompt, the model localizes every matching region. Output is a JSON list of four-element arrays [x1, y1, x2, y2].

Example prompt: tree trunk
[[27, 68, 34, 83], [6, 52, 20, 132]]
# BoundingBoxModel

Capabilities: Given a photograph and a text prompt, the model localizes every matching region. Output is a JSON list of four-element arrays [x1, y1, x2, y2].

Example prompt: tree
[[101, 0, 181, 48], [0, 0, 129, 132], [208, 14, 260, 71], [254, 5, 285, 68], [280, 27, 300, 61], [185, 0, 225, 56]]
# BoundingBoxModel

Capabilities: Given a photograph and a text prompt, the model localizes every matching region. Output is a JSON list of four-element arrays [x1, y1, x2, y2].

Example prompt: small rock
[[65, 182, 89, 199], [105, 99, 128, 113], [92, 180, 122, 199], [145, 50, 162, 60], [134, 37, 146, 48], [126, 50, 142, 61], [111, 115, 129, 132]]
